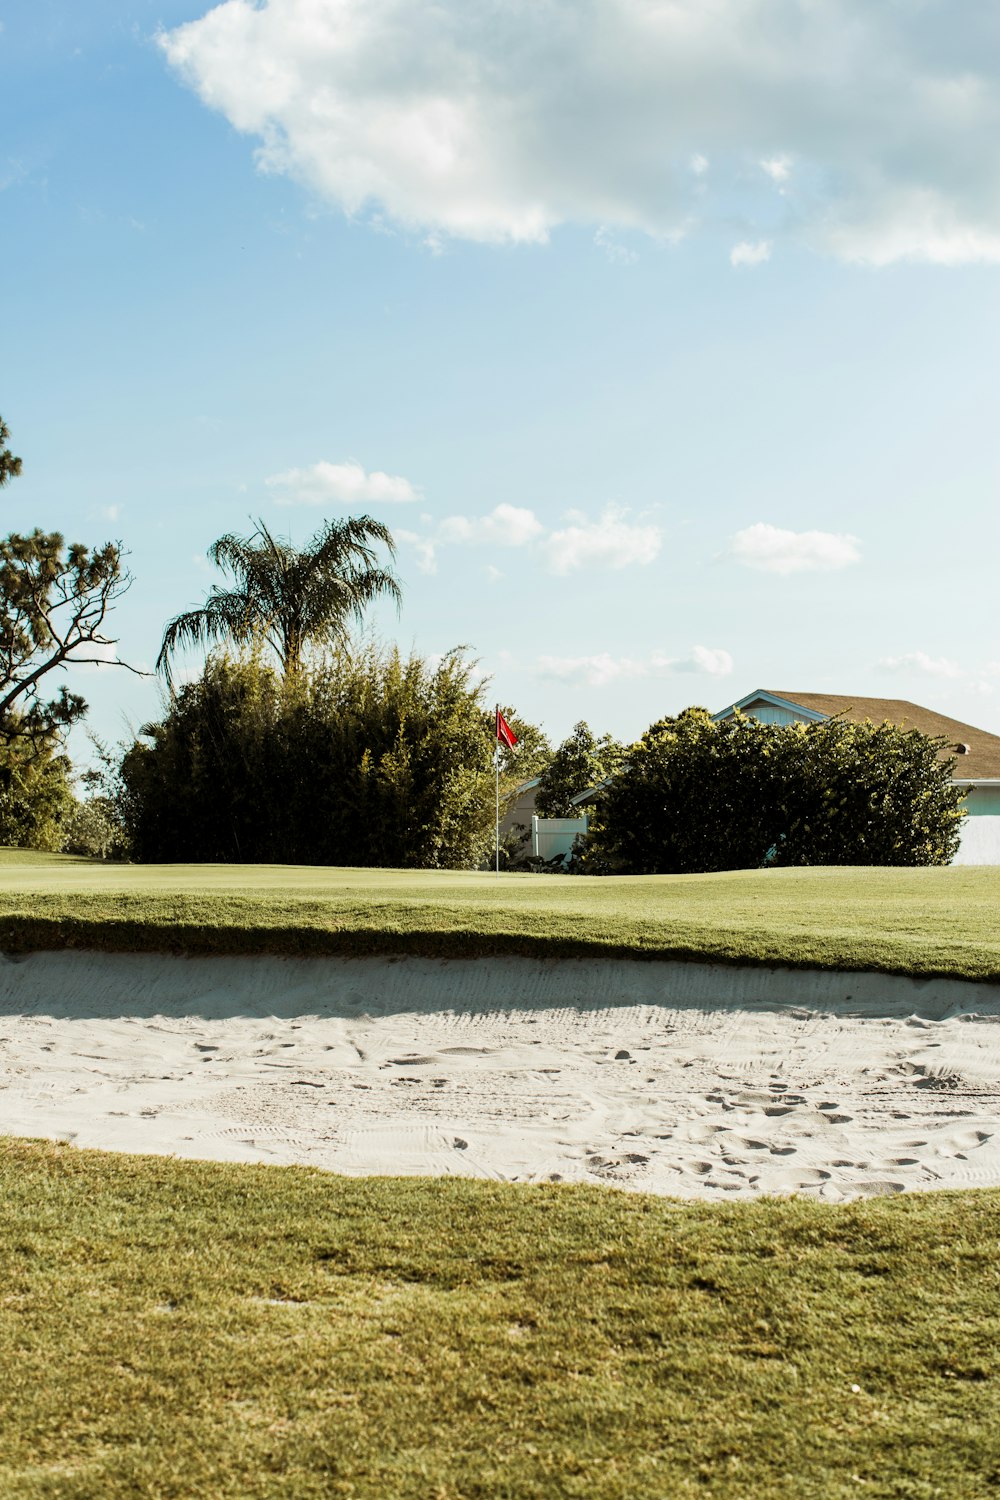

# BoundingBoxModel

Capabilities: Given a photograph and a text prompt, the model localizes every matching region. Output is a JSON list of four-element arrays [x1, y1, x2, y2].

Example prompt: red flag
[[496, 707, 518, 749]]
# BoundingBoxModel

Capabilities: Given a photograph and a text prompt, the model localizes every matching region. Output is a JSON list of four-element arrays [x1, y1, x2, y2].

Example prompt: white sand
[[2, 951, 1000, 1200]]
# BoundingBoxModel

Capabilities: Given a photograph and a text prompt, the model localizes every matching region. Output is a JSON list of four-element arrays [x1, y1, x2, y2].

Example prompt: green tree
[[0, 740, 75, 850], [157, 516, 401, 683], [534, 720, 623, 817], [0, 415, 140, 850], [0, 531, 135, 751], [0, 414, 21, 490], [586, 707, 964, 874], [119, 646, 545, 868]]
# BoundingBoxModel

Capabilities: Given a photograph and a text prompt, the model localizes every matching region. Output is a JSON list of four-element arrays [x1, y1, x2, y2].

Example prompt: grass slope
[[2, 852, 1000, 980], [1, 1140, 997, 1499]]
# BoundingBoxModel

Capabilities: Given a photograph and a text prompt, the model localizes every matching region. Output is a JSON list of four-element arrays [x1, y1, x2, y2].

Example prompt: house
[[500, 777, 541, 838], [502, 777, 588, 865], [712, 689, 1000, 864]]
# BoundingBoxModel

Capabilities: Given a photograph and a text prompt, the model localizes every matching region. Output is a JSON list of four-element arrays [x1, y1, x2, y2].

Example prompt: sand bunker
[[2, 951, 1000, 1200]]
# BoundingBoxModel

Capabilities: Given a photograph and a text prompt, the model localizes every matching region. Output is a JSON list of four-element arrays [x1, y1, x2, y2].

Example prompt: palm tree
[[157, 515, 401, 683]]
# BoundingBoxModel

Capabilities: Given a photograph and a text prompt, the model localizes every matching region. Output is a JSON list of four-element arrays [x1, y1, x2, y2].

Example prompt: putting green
[[1, 852, 999, 980]]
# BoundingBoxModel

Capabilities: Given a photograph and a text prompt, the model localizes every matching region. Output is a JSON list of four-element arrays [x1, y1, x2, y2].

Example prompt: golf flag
[[496, 707, 518, 750]]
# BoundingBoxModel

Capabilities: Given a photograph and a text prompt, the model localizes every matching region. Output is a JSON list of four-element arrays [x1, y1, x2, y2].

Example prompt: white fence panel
[[531, 815, 588, 865]]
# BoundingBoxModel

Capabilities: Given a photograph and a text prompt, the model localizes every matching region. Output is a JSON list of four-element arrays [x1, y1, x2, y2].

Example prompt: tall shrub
[[0, 734, 75, 850], [534, 721, 623, 817], [119, 646, 534, 867], [586, 708, 965, 873]]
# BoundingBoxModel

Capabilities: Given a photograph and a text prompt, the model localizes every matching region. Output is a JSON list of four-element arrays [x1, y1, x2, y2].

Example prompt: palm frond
[[158, 514, 401, 681], [156, 590, 260, 685]]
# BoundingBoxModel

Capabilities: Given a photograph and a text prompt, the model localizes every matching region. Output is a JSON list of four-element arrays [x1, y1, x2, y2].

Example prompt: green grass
[[1, 1139, 997, 1499], [2, 851, 1000, 980]]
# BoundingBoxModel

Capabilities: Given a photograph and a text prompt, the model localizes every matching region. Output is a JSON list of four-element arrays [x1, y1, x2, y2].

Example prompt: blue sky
[[4, 0, 1000, 761]]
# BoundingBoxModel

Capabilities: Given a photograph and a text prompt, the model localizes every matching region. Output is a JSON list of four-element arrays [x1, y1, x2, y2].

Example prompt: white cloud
[[160, 0, 1000, 264], [396, 529, 438, 574], [398, 503, 659, 576], [730, 522, 862, 575], [437, 504, 544, 547], [267, 459, 419, 506], [543, 505, 661, 575], [878, 651, 963, 679], [539, 644, 732, 688], [399, 504, 540, 572], [538, 652, 647, 688], [760, 155, 792, 185], [680, 645, 734, 677], [730, 239, 771, 267]]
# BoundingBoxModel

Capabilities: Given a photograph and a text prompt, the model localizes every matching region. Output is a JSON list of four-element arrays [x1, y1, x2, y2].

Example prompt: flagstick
[[495, 705, 500, 879]]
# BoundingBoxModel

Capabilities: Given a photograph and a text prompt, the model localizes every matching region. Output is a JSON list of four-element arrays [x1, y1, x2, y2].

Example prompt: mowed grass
[[1, 1139, 998, 1500], [2, 851, 1000, 980]]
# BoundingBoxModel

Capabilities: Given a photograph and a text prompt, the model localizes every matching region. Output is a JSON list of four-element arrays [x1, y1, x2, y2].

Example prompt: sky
[[3, 0, 1000, 764]]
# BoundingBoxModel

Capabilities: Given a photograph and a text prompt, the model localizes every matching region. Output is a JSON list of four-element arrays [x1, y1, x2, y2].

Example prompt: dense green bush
[[585, 707, 966, 873], [0, 735, 75, 851], [118, 647, 537, 867]]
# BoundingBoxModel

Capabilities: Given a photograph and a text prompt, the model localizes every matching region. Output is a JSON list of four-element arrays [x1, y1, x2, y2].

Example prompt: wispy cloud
[[267, 459, 420, 506], [730, 239, 771, 267], [594, 226, 638, 265], [674, 645, 734, 676], [437, 504, 544, 547], [538, 645, 732, 687], [760, 155, 792, 185], [543, 505, 661, 574], [878, 650, 963, 679], [399, 503, 661, 577], [729, 522, 862, 575], [395, 530, 438, 574], [161, 1, 1000, 264]]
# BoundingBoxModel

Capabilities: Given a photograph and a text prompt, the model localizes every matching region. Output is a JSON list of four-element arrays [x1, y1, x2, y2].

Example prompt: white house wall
[[953, 817, 1000, 865]]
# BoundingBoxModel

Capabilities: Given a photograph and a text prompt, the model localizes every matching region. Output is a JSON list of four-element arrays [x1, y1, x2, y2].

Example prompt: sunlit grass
[[0, 1139, 997, 1499], [2, 851, 1000, 979]]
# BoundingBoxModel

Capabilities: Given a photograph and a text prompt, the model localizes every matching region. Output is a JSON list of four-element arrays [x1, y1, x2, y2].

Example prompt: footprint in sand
[[947, 1128, 992, 1150], [770, 1168, 831, 1190], [846, 1179, 906, 1197], [586, 1152, 649, 1176], [911, 1065, 966, 1091]]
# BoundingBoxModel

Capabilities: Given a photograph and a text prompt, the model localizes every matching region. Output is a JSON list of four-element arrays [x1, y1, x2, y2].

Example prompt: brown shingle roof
[[767, 692, 1000, 780]]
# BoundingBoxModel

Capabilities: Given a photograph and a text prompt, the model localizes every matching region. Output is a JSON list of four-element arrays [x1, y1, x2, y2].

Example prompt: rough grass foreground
[[1, 1141, 997, 1499], [3, 853, 1000, 981]]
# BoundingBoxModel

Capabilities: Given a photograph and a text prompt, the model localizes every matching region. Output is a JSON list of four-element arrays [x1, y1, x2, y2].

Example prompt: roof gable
[[713, 689, 827, 723], [715, 688, 1000, 780]]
